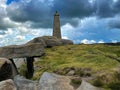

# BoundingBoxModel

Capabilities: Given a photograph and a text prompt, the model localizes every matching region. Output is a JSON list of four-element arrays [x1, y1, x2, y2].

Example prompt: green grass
[[34, 44, 120, 74], [20, 44, 120, 89]]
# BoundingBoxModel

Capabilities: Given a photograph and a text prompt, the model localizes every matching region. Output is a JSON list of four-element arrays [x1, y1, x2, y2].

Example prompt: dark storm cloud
[[7, 0, 52, 22], [52, 0, 94, 18], [107, 0, 120, 29], [30, 20, 53, 29], [95, 0, 115, 17], [53, 0, 120, 18], [113, 0, 120, 13], [6, 0, 95, 28], [109, 19, 120, 29], [0, 19, 14, 30], [6, 0, 120, 29]]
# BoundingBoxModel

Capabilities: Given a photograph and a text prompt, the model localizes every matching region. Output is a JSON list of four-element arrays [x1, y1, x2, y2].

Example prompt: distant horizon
[[0, 0, 120, 46]]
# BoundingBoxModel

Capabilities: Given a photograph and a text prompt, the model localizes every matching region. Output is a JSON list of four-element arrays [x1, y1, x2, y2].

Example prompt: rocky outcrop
[[27, 36, 62, 47], [41, 36, 62, 47], [0, 43, 44, 59], [59, 39, 73, 45], [38, 72, 74, 90], [0, 58, 15, 81], [14, 75, 37, 90], [0, 36, 73, 59], [26, 37, 46, 46], [76, 80, 103, 90], [27, 36, 73, 47], [0, 72, 106, 90], [0, 79, 16, 90]]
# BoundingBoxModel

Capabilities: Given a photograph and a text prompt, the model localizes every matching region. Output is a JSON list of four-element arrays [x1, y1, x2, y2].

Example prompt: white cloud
[[61, 23, 74, 30], [80, 39, 96, 44], [61, 23, 83, 39], [112, 40, 118, 43], [5, 28, 13, 35], [0, 35, 5, 38], [62, 36, 69, 39], [17, 26, 29, 34], [79, 17, 97, 29], [0, 0, 7, 16], [15, 35, 25, 40], [113, 0, 118, 3], [98, 40, 104, 43], [0, 27, 53, 46], [89, 0, 95, 4]]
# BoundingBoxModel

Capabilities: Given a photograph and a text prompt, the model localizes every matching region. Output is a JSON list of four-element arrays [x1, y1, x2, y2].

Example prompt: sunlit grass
[[17, 44, 120, 90], [32, 44, 120, 80]]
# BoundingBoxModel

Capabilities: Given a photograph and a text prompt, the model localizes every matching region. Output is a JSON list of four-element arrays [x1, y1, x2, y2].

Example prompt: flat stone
[[14, 75, 37, 90], [76, 80, 103, 90], [0, 43, 44, 59], [67, 70, 75, 76], [38, 72, 74, 90]]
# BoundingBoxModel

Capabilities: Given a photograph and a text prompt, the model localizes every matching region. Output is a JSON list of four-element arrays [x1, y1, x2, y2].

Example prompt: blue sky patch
[[6, 0, 19, 5]]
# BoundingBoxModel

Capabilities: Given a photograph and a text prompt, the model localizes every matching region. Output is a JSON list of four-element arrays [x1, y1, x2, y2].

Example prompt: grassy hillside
[[20, 44, 120, 89]]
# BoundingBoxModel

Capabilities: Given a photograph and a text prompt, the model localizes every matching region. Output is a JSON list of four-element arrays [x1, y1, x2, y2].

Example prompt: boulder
[[27, 36, 62, 47], [0, 58, 14, 81], [14, 75, 37, 90], [67, 70, 75, 76], [0, 43, 44, 59], [41, 36, 62, 47], [26, 37, 46, 46], [76, 80, 103, 90], [0, 79, 16, 90], [59, 39, 73, 45], [26, 36, 73, 47], [38, 72, 74, 90]]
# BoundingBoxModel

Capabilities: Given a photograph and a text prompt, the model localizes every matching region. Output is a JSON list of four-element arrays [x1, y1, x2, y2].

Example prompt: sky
[[0, 0, 120, 46]]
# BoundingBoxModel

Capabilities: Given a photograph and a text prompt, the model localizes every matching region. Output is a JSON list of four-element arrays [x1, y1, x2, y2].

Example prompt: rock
[[67, 70, 75, 76], [38, 72, 74, 90], [76, 80, 103, 90], [0, 43, 44, 59], [14, 75, 37, 90], [26, 36, 62, 47], [0, 58, 14, 81], [27, 37, 46, 46], [26, 36, 73, 48], [41, 36, 62, 47], [59, 39, 73, 45], [0, 79, 16, 90]]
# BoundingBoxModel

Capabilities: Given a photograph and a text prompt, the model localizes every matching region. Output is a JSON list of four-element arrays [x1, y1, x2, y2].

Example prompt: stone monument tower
[[53, 11, 61, 39]]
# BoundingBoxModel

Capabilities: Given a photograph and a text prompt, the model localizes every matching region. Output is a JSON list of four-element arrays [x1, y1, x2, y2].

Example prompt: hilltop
[[20, 44, 120, 90]]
